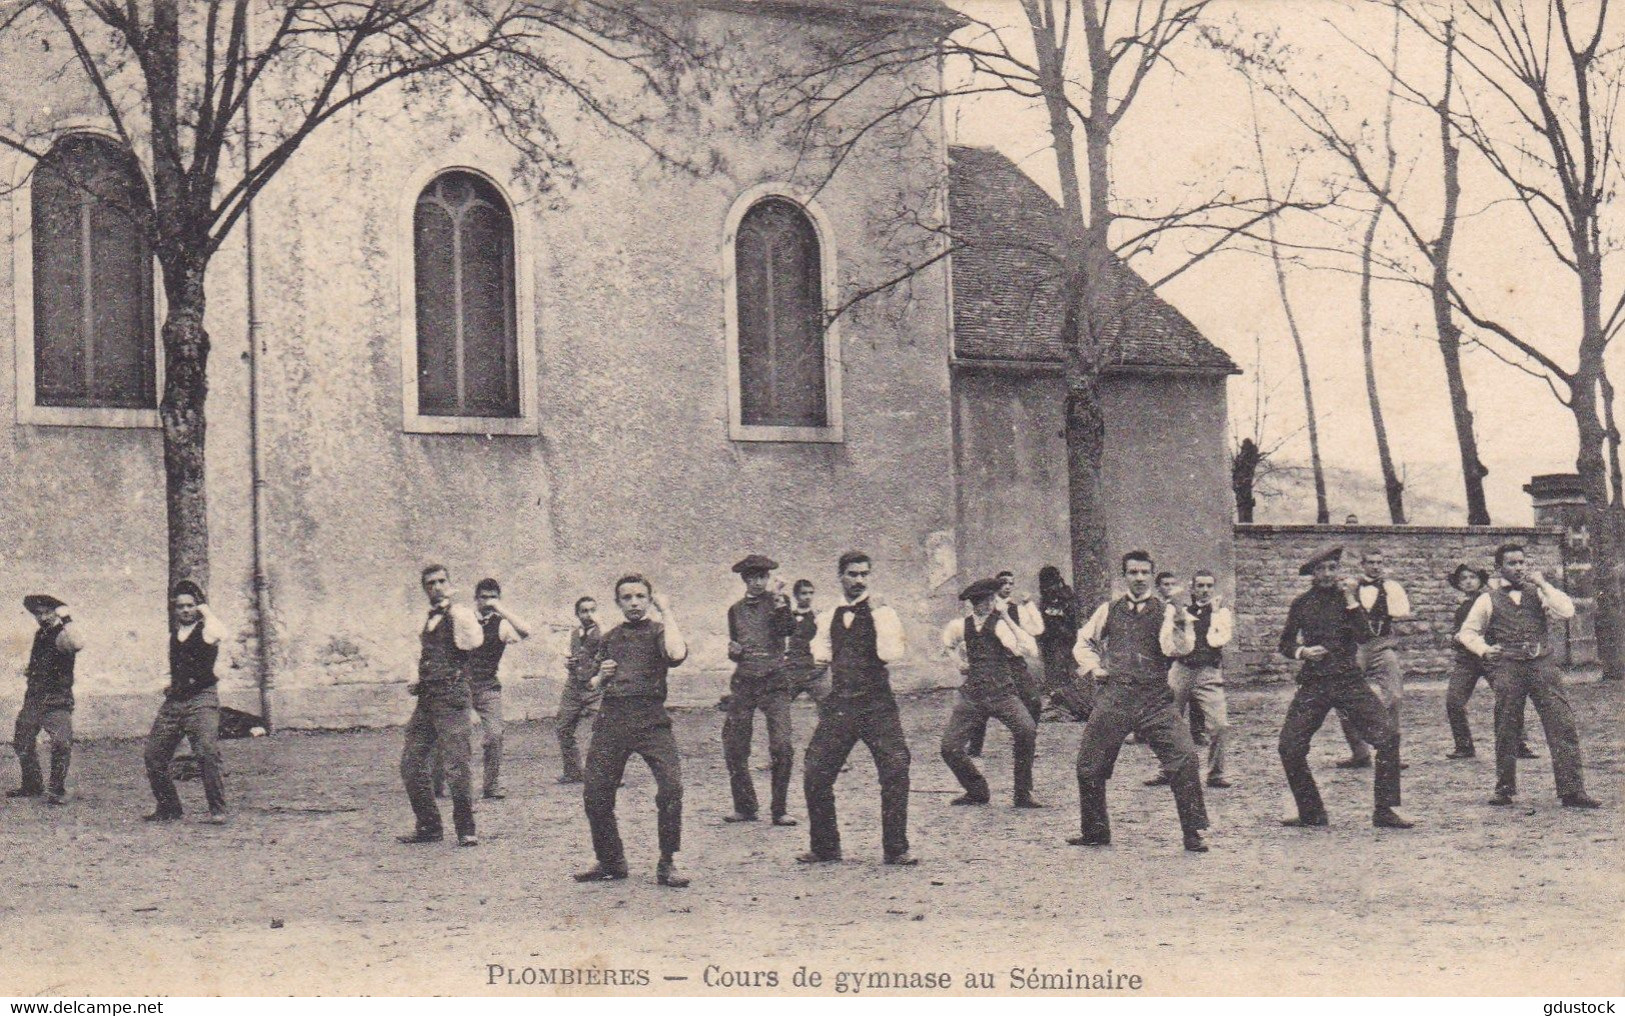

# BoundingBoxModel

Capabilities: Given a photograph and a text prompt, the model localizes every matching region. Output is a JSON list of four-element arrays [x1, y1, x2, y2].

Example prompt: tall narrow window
[[31, 134, 156, 409], [735, 197, 827, 428], [413, 171, 518, 418]]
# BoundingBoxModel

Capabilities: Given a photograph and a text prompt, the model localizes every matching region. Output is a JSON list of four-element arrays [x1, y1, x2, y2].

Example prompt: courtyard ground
[[0, 677, 1620, 996]]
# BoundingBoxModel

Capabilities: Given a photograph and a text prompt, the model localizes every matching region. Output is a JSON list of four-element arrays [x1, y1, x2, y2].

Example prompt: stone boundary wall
[[1233, 524, 1568, 684]]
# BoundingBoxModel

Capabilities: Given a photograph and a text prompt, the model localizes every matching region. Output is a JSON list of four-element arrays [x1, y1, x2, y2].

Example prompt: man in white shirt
[[145, 580, 231, 824], [1337, 548, 1412, 769], [940, 578, 1043, 809], [967, 570, 1046, 757], [398, 564, 484, 847], [1457, 543, 1598, 809], [1070, 551, 1210, 852], [1148, 571, 1233, 789], [799, 551, 915, 866]]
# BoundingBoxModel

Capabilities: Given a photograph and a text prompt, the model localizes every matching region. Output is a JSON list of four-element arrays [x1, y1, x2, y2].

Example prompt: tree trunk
[[1576, 233, 1624, 679], [160, 257, 212, 594], [1232, 438, 1261, 523], [1432, 21, 1492, 525], [1360, 204, 1405, 523]]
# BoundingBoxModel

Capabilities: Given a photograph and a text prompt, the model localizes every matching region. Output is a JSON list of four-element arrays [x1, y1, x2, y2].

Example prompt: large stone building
[[0, 3, 1237, 732]]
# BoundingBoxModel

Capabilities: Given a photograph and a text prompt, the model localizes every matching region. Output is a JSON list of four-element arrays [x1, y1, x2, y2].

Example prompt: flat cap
[[1448, 563, 1489, 591], [959, 577, 1003, 602], [732, 554, 779, 575], [23, 594, 65, 612], [1299, 546, 1343, 577]]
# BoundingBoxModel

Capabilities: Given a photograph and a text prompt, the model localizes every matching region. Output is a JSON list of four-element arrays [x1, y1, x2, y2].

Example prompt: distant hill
[[1247, 460, 1525, 526]]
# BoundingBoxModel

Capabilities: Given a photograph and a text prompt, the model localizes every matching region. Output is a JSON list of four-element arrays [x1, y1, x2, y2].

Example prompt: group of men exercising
[[6, 538, 1602, 887]]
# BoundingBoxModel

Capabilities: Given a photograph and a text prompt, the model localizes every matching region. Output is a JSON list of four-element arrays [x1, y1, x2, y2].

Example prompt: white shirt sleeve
[[498, 619, 523, 644], [1161, 603, 1196, 658], [448, 604, 483, 651], [810, 608, 836, 666], [942, 618, 966, 658], [1386, 580, 1413, 619], [873, 606, 907, 664], [1206, 607, 1234, 649], [1072, 603, 1111, 674], [1537, 582, 1576, 620], [1017, 601, 1045, 638], [1456, 593, 1495, 658], [197, 605, 228, 646], [995, 616, 1039, 660]]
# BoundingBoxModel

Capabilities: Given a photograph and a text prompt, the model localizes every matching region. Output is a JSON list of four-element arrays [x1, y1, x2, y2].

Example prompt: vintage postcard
[[0, 0, 1619, 999]]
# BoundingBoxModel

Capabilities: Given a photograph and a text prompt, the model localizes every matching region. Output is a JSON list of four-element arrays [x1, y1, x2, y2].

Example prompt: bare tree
[[1231, 335, 1299, 522], [0, 1, 707, 599], [765, 0, 1315, 606], [1359, 10, 1406, 524]]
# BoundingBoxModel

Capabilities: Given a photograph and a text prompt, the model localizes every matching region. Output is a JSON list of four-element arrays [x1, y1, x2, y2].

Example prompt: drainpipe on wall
[[242, 21, 275, 732]]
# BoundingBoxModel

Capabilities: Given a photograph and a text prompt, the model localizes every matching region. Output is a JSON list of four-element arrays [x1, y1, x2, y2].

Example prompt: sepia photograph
[[0, 0, 1620, 1000]]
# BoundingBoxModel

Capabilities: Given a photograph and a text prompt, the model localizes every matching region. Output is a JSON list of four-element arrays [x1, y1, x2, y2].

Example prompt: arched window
[[734, 197, 828, 429], [30, 133, 156, 410], [413, 171, 518, 418]]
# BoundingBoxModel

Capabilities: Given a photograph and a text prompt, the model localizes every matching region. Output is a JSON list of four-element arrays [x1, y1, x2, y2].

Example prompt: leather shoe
[[143, 810, 183, 822], [723, 812, 759, 823], [396, 829, 443, 844], [6, 787, 42, 799], [1143, 774, 1170, 787], [883, 852, 920, 866], [795, 851, 841, 864], [1183, 831, 1209, 852], [656, 860, 690, 887], [458, 834, 479, 847], [1560, 792, 1602, 809], [45, 792, 68, 806], [1488, 789, 1516, 806], [1373, 807, 1415, 829], [572, 862, 629, 882], [1012, 794, 1044, 809], [1066, 834, 1110, 846], [949, 794, 989, 806], [1517, 745, 1540, 759], [1335, 756, 1372, 770], [1280, 815, 1328, 827], [1206, 776, 1232, 789], [202, 811, 229, 825], [483, 789, 507, 800], [1445, 748, 1476, 760], [772, 814, 799, 826]]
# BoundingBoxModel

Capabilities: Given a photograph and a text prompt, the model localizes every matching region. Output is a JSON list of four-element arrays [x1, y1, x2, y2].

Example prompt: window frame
[[399, 162, 538, 436], [10, 123, 164, 430], [723, 184, 843, 444]]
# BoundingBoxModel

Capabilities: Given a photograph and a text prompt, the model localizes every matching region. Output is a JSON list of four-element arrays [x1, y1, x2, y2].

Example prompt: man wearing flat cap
[[939, 578, 1042, 809], [11, 595, 83, 804], [145, 579, 230, 823], [722, 554, 799, 825], [1444, 563, 1532, 762], [1276, 546, 1413, 830]]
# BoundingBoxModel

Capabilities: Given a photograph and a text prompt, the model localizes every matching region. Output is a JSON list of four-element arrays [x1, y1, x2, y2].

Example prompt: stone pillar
[[1523, 474, 1593, 666]]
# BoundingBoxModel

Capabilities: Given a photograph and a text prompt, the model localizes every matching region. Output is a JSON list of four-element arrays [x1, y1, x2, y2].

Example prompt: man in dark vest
[[1070, 551, 1209, 852], [1277, 546, 1413, 830], [798, 550, 915, 866], [723, 555, 799, 826], [1457, 543, 1599, 809], [940, 577, 1042, 809], [785, 579, 828, 702], [1335, 548, 1413, 769], [967, 569, 1045, 757], [1444, 564, 1536, 761], [144, 580, 229, 824], [11, 594, 83, 805], [433, 577, 530, 800], [556, 596, 603, 784], [397, 564, 482, 847], [574, 575, 691, 887], [1149, 570, 1232, 789]]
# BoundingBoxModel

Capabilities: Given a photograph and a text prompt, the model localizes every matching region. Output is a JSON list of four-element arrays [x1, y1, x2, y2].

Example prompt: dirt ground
[[0, 677, 1620, 997]]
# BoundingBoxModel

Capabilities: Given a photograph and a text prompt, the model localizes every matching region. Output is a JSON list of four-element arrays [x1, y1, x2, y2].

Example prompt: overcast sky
[[944, 0, 1623, 526]]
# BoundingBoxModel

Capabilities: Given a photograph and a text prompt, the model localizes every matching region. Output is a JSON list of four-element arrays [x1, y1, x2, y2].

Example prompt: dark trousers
[[1041, 644, 1094, 720], [583, 699, 683, 865], [1074, 682, 1208, 840], [1279, 676, 1400, 821], [967, 660, 1043, 754], [722, 681, 794, 818], [1446, 657, 1490, 752], [940, 691, 1035, 800], [433, 682, 504, 796], [1492, 655, 1585, 797], [803, 695, 911, 859], [145, 689, 226, 816], [400, 681, 475, 837], [556, 679, 601, 781], [14, 697, 72, 795]]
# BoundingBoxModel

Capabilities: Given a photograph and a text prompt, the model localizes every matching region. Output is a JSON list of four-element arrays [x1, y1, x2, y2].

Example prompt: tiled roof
[[947, 145, 1239, 374]]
